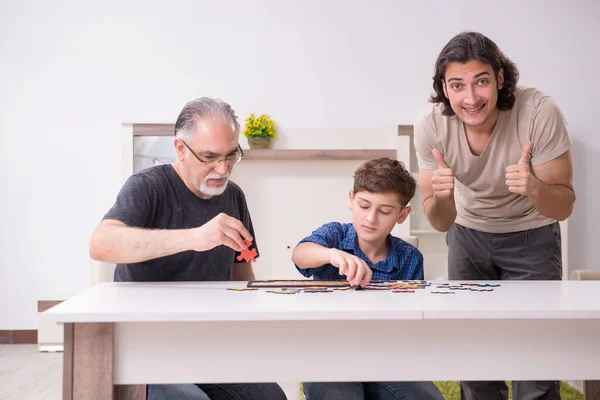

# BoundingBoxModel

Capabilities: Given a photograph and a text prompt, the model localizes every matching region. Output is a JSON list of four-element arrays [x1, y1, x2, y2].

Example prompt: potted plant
[[243, 113, 276, 149]]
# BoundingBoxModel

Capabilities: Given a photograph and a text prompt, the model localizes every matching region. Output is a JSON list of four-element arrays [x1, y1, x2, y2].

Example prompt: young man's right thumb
[[432, 148, 449, 169]]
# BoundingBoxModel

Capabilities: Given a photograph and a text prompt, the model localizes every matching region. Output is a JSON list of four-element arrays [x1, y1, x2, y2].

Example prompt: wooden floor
[[0, 344, 62, 400]]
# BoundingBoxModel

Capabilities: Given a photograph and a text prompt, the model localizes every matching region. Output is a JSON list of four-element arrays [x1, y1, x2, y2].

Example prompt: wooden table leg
[[63, 322, 114, 399], [114, 385, 147, 400], [63, 322, 147, 400], [63, 323, 74, 400], [585, 381, 600, 400]]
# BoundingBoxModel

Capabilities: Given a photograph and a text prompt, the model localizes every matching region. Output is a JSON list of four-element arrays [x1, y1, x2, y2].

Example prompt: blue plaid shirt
[[295, 222, 423, 281]]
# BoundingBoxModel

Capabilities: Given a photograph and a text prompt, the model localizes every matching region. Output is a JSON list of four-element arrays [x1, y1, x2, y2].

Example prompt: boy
[[291, 157, 444, 400]]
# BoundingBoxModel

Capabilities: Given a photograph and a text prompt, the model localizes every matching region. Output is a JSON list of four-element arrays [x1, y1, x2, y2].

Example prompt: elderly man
[[90, 97, 286, 400]]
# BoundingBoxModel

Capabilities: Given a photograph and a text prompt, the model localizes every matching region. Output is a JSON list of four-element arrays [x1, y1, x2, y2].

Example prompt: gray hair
[[174, 97, 240, 142]]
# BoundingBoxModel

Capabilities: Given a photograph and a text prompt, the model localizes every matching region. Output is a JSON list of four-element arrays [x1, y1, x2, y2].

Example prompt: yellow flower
[[243, 113, 276, 139]]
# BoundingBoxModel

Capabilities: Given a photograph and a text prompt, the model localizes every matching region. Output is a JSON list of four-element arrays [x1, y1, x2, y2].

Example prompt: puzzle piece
[[266, 289, 300, 295], [236, 240, 257, 262], [227, 287, 258, 291], [391, 285, 424, 289]]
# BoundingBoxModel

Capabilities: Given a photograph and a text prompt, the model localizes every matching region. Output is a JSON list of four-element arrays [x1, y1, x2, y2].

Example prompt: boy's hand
[[328, 249, 372, 287]]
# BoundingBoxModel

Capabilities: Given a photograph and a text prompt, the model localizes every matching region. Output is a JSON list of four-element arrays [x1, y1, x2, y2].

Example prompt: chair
[[90, 259, 116, 285], [569, 269, 600, 400], [570, 269, 600, 281]]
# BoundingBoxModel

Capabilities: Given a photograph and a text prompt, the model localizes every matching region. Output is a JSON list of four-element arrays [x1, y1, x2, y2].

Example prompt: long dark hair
[[430, 31, 520, 116]]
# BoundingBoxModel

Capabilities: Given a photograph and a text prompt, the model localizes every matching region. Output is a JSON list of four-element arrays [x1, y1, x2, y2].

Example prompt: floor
[[0, 345, 62, 400]]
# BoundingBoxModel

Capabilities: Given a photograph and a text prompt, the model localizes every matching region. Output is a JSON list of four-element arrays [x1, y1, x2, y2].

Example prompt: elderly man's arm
[[90, 213, 252, 264], [89, 220, 195, 264]]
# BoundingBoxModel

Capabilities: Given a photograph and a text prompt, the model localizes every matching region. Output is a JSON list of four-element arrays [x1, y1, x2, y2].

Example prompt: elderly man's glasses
[[180, 140, 243, 167]]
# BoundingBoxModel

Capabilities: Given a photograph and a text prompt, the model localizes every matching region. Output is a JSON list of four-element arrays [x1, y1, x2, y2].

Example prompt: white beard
[[198, 173, 229, 197]]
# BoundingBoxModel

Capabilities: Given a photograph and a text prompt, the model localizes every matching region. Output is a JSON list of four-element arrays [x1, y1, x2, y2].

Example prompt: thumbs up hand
[[506, 141, 539, 196], [431, 149, 455, 199]]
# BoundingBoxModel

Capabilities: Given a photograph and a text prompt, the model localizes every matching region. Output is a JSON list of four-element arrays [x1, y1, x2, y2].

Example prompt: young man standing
[[413, 31, 575, 400]]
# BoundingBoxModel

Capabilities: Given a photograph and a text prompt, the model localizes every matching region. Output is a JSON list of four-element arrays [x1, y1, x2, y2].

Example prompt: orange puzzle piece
[[236, 240, 257, 262]]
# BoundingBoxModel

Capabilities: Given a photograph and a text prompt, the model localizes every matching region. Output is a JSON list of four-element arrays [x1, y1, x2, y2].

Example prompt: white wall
[[1, 0, 599, 329]]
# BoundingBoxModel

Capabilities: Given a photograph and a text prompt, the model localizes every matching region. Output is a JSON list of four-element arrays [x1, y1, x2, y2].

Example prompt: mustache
[[204, 173, 229, 181]]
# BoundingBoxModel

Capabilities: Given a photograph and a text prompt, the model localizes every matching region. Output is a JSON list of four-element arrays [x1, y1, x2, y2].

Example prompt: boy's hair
[[353, 158, 416, 207], [429, 31, 520, 116]]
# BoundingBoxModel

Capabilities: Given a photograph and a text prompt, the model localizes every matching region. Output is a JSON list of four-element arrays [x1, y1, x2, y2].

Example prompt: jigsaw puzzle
[[247, 280, 351, 288], [236, 280, 502, 295]]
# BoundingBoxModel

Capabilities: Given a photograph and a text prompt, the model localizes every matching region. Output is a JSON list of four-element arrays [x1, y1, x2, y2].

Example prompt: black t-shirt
[[102, 164, 258, 282]]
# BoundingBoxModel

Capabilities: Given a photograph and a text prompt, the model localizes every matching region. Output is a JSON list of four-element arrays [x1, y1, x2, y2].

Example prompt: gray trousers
[[447, 222, 563, 400], [147, 383, 287, 400]]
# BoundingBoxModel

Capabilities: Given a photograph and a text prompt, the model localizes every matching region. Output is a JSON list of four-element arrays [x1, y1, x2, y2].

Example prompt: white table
[[45, 280, 600, 400]]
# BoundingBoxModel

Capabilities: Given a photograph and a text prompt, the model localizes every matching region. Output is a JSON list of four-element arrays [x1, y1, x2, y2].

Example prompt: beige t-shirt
[[413, 86, 572, 233]]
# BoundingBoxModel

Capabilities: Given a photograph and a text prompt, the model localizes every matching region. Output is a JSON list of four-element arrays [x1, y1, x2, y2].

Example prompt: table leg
[[63, 322, 147, 400], [63, 323, 74, 400], [63, 322, 114, 399], [585, 381, 600, 400], [114, 385, 147, 400]]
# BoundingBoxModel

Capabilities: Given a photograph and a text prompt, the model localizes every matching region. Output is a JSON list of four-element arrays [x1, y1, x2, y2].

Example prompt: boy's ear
[[348, 190, 354, 210], [396, 205, 411, 224]]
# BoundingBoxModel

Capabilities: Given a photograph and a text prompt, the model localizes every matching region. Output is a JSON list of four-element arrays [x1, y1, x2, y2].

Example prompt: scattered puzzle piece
[[303, 289, 333, 293], [227, 287, 258, 291], [266, 289, 299, 295], [236, 240, 257, 262], [392, 285, 424, 289]]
